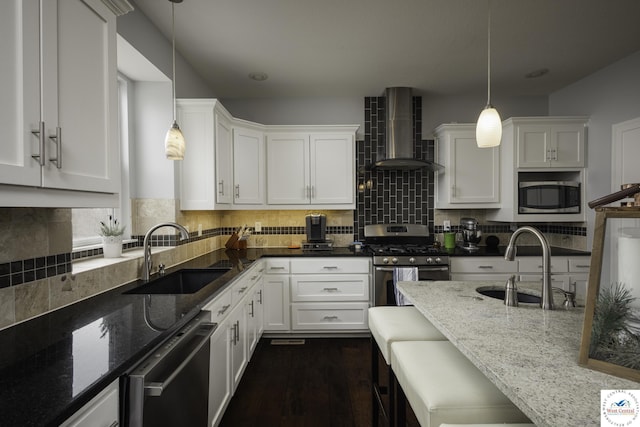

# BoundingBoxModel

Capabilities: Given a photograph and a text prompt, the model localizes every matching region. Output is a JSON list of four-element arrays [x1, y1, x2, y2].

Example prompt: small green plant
[[99, 215, 126, 237], [589, 282, 640, 369]]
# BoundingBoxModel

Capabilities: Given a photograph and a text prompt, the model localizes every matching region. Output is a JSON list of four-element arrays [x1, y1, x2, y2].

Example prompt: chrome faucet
[[142, 222, 190, 281], [505, 226, 554, 310]]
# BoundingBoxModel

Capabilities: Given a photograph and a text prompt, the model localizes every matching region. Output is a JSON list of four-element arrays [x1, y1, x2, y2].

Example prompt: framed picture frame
[[579, 206, 640, 381]]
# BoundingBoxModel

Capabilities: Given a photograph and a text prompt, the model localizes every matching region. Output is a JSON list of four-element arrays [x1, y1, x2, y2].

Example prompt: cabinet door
[[0, 0, 41, 186], [263, 274, 291, 331], [60, 380, 118, 427], [309, 134, 354, 205], [551, 123, 585, 167], [229, 302, 247, 390], [517, 125, 551, 168], [178, 102, 215, 210], [41, 0, 119, 193], [266, 134, 309, 204], [449, 132, 499, 204], [208, 320, 232, 427], [233, 127, 264, 204], [215, 113, 233, 204]]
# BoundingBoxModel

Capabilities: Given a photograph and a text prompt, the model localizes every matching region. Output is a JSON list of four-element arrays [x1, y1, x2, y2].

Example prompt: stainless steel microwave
[[518, 181, 581, 213]]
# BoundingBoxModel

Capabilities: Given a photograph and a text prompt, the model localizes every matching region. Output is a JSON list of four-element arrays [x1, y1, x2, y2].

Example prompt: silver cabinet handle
[[310, 185, 315, 199], [235, 184, 240, 198], [575, 265, 590, 268], [49, 126, 62, 168], [238, 286, 248, 294], [323, 287, 339, 291], [217, 304, 231, 316], [323, 315, 338, 320], [218, 180, 224, 195], [235, 320, 240, 344], [249, 300, 255, 317], [109, 421, 119, 427], [323, 266, 339, 270], [270, 266, 286, 270], [31, 121, 45, 166], [258, 289, 263, 304], [477, 265, 494, 269]]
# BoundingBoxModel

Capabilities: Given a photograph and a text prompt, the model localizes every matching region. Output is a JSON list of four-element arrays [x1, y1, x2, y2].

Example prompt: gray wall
[[549, 48, 640, 246], [117, 3, 215, 98]]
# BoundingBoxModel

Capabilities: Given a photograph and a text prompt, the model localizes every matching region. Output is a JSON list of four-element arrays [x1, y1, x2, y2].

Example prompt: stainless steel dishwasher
[[126, 311, 215, 427]]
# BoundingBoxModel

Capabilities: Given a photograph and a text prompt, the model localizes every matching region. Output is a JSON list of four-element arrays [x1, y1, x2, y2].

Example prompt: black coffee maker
[[305, 213, 327, 242]]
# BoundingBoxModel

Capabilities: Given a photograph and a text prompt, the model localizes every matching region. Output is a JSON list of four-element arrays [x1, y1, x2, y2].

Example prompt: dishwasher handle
[[145, 321, 215, 397]]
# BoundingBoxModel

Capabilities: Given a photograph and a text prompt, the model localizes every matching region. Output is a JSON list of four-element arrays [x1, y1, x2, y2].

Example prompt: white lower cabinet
[[451, 255, 590, 306], [263, 259, 291, 332], [60, 379, 118, 427], [208, 318, 232, 427], [450, 257, 515, 281], [202, 262, 264, 427], [291, 302, 369, 330]]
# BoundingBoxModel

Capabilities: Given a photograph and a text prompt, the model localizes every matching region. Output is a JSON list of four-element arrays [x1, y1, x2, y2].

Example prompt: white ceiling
[[131, 0, 640, 99]]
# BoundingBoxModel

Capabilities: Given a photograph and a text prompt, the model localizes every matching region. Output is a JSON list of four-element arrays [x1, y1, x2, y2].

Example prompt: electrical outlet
[[197, 224, 202, 237], [443, 220, 451, 231], [255, 221, 262, 232]]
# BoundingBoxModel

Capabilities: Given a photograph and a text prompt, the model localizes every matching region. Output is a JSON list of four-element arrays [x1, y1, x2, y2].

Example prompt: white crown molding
[[102, 0, 134, 16]]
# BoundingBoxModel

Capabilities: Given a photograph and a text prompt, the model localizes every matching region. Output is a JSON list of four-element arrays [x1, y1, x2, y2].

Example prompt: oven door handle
[[375, 266, 449, 273], [143, 320, 216, 397]]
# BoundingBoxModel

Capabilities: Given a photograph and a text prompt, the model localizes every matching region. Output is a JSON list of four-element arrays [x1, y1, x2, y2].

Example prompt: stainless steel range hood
[[373, 87, 442, 171]]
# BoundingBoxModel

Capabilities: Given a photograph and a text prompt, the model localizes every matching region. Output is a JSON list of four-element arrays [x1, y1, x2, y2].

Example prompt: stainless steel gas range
[[364, 224, 450, 306]]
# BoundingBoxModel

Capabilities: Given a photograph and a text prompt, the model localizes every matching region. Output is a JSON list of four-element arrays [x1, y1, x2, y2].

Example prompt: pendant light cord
[[171, 1, 177, 122], [486, 3, 492, 107]]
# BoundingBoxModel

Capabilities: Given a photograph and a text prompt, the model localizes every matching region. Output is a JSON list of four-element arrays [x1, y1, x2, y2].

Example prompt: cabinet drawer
[[290, 274, 369, 302], [518, 257, 568, 273], [290, 258, 371, 274], [291, 302, 369, 330], [264, 258, 290, 274], [450, 258, 515, 274], [205, 291, 233, 324], [231, 278, 253, 305], [569, 257, 591, 273]]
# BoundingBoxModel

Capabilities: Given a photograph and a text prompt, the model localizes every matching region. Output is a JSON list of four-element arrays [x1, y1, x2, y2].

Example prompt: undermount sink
[[125, 268, 231, 295], [475, 286, 541, 304]]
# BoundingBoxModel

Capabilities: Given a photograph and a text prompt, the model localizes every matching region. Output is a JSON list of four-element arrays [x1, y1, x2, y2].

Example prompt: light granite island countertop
[[397, 280, 640, 427]]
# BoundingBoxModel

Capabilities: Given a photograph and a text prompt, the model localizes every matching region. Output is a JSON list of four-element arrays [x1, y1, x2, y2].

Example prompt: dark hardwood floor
[[220, 337, 373, 427]]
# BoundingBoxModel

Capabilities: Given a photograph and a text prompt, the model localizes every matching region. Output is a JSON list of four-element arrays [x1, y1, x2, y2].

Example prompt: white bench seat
[[391, 341, 530, 427]]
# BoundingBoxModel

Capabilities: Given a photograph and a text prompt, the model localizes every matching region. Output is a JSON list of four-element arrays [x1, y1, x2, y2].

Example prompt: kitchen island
[[397, 280, 640, 427]]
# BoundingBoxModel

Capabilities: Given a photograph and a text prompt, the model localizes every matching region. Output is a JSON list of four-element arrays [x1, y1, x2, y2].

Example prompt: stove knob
[[382, 258, 389, 264], [408, 257, 416, 264], [426, 257, 434, 264], [435, 257, 442, 264], [391, 257, 399, 264]]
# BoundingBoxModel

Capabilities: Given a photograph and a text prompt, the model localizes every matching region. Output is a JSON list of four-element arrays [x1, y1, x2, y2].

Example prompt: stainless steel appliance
[[459, 217, 481, 252], [518, 180, 581, 213], [126, 311, 215, 427], [364, 224, 450, 306]]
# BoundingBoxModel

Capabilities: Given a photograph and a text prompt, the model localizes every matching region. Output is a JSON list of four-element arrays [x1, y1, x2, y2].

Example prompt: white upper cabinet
[[266, 127, 357, 208], [434, 123, 500, 208], [0, 0, 123, 205], [232, 124, 265, 206], [515, 118, 586, 168], [177, 99, 233, 210]]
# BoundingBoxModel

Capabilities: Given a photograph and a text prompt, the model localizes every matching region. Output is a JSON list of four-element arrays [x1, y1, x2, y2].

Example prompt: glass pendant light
[[165, 0, 186, 160], [476, 3, 502, 148]]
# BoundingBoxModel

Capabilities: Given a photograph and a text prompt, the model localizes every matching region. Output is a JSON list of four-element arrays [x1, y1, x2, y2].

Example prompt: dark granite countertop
[[0, 244, 587, 426], [0, 246, 369, 426], [444, 245, 590, 257]]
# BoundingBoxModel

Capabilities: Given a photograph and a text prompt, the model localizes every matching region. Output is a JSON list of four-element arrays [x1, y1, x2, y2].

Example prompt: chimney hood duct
[[373, 87, 442, 171]]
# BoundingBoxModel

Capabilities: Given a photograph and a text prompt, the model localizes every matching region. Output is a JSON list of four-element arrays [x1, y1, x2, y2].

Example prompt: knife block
[[225, 233, 247, 250]]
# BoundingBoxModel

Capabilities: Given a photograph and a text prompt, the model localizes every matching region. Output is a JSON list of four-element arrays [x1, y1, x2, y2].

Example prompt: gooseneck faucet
[[505, 226, 554, 310], [142, 222, 190, 281]]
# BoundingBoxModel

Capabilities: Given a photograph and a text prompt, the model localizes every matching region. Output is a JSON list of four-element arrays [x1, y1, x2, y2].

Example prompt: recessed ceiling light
[[525, 68, 549, 79], [248, 72, 269, 81]]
